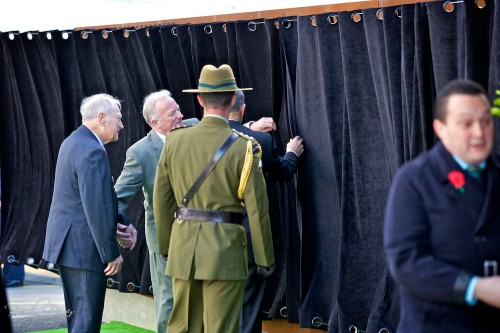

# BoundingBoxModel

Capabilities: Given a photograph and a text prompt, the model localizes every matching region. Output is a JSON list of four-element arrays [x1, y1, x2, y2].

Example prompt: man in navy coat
[[229, 89, 304, 333], [384, 79, 500, 332], [43, 93, 135, 333]]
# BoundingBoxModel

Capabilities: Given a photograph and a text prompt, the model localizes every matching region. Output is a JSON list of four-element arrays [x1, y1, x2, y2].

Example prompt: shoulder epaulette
[[170, 123, 196, 132], [232, 129, 253, 140], [231, 129, 262, 157]]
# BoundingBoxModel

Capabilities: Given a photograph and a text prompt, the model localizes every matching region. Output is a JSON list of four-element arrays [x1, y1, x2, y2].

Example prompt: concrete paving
[[4, 266, 67, 333], [5, 266, 156, 332]]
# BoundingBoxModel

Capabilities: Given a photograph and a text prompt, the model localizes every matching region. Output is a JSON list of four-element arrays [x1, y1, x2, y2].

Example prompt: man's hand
[[104, 255, 123, 276], [249, 117, 277, 133], [257, 263, 276, 278], [475, 276, 500, 308], [286, 136, 304, 157], [117, 223, 137, 250]]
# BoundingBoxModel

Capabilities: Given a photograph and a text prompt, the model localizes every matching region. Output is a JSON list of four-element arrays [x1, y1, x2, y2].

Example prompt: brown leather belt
[[175, 207, 243, 225]]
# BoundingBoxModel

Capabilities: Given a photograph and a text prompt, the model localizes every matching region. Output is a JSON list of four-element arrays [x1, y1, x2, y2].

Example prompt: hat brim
[[183, 87, 253, 93]]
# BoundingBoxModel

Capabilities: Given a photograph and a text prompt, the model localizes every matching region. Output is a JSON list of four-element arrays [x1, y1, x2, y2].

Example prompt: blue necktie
[[467, 165, 482, 179]]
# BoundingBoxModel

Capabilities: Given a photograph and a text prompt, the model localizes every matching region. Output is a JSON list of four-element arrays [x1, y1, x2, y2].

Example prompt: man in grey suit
[[115, 89, 198, 333], [43, 93, 135, 333]]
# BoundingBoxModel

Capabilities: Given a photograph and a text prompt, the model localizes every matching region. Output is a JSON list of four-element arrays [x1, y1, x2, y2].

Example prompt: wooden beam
[[75, 0, 431, 31]]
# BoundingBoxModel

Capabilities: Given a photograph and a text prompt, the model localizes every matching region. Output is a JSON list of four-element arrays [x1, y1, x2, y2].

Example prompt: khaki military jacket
[[153, 116, 274, 280]]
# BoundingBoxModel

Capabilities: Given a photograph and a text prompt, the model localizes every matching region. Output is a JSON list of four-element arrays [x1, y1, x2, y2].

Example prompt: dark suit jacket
[[228, 120, 298, 181], [384, 141, 500, 332], [43, 125, 120, 272]]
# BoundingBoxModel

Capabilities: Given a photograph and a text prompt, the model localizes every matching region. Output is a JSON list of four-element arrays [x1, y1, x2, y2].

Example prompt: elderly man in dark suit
[[154, 64, 275, 333], [384, 79, 500, 332], [43, 93, 135, 333], [115, 89, 199, 333], [228, 89, 304, 333]]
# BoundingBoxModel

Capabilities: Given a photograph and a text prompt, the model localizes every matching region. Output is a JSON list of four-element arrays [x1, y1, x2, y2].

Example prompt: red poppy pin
[[448, 171, 465, 193]]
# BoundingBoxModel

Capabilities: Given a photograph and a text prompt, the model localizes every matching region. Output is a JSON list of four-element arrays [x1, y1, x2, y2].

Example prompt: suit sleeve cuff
[[117, 210, 131, 226], [465, 276, 478, 306], [452, 272, 473, 305]]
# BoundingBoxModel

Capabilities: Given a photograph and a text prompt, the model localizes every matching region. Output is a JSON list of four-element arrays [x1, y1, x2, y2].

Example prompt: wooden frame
[[76, 0, 431, 30]]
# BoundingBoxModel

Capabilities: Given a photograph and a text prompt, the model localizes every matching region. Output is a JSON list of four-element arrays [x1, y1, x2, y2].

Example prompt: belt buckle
[[174, 210, 185, 223]]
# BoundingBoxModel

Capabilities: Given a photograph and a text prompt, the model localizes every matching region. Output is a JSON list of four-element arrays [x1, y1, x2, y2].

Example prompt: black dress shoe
[[5, 280, 23, 288]]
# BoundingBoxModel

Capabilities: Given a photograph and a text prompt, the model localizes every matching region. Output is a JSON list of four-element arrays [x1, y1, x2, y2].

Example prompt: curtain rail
[[75, 0, 431, 31]]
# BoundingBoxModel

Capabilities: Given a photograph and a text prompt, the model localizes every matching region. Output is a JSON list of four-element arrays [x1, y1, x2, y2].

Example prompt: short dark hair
[[199, 92, 234, 109], [231, 90, 245, 113], [434, 79, 488, 122]]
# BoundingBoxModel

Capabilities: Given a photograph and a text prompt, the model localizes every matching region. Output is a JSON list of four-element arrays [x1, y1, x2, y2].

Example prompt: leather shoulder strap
[[181, 132, 239, 207]]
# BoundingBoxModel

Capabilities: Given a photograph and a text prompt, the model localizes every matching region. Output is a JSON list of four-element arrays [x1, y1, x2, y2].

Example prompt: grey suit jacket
[[115, 129, 163, 253], [43, 125, 120, 272]]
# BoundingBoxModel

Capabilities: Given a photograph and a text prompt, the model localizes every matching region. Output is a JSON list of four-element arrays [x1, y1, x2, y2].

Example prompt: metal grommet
[[149, 285, 153, 294], [26, 257, 39, 268], [8, 32, 16, 41], [395, 7, 402, 18], [310, 15, 317, 27], [378, 328, 390, 333], [222, 23, 227, 33], [376, 9, 384, 20], [351, 12, 363, 23], [248, 21, 257, 32], [349, 325, 366, 333], [80, 31, 90, 40], [282, 19, 296, 29], [27, 32, 34, 40], [443, 1, 456, 13], [7, 255, 19, 264], [476, 0, 486, 9], [279, 306, 288, 318], [311, 317, 323, 328], [145, 28, 150, 37], [46, 32, 52, 40], [101, 30, 111, 39], [127, 282, 140, 292], [171, 27, 178, 37], [204, 25, 212, 35], [274, 20, 280, 29], [106, 278, 118, 287], [327, 14, 338, 25]]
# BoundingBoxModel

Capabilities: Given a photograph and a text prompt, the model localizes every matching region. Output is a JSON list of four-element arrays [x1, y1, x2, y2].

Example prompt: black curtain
[[1, 1, 500, 332]]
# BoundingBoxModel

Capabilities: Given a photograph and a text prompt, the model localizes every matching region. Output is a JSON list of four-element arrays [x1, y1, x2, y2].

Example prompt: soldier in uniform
[[153, 64, 275, 333]]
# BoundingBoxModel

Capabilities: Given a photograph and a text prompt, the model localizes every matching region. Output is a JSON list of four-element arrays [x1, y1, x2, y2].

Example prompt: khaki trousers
[[167, 277, 245, 333]]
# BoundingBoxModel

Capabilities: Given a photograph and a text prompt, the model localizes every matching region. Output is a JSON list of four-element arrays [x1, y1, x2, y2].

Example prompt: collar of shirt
[[452, 155, 486, 171], [155, 130, 166, 144], [85, 125, 106, 151], [204, 114, 228, 123]]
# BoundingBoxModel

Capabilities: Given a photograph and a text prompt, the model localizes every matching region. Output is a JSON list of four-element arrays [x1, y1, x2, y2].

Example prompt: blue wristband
[[465, 276, 478, 306]]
